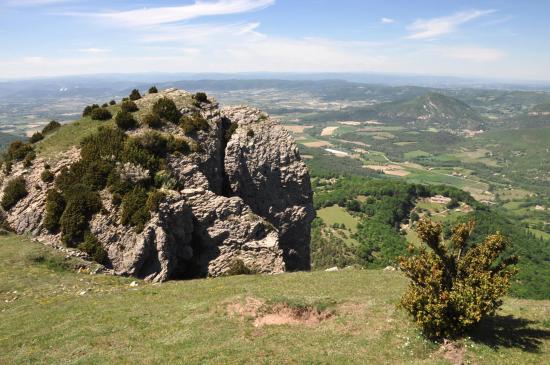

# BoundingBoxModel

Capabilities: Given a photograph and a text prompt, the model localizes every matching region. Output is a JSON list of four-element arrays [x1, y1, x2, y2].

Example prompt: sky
[[0, 0, 549, 81]]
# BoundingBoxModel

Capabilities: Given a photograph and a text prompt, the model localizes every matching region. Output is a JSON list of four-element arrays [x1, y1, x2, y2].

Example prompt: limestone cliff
[[0, 88, 314, 281]]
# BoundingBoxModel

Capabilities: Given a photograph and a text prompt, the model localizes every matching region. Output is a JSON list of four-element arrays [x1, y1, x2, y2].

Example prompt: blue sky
[[1, 0, 549, 80]]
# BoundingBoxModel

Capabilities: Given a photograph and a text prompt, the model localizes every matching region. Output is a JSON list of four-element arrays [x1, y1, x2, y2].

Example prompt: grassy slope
[[36, 105, 119, 159], [1, 235, 549, 364]]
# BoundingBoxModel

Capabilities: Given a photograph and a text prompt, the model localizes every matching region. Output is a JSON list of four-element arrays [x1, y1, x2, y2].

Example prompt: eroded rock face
[[0, 89, 313, 281]]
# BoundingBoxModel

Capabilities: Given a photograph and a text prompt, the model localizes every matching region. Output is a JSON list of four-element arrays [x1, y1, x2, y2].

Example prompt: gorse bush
[[5, 141, 34, 162], [152, 97, 181, 123], [42, 120, 61, 134], [43, 189, 65, 233], [148, 86, 158, 94], [180, 113, 209, 135], [129, 89, 142, 101], [82, 104, 100, 117], [79, 232, 109, 266], [1, 177, 28, 210], [193, 92, 208, 104], [142, 113, 164, 129], [41, 169, 55, 183], [399, 218, 518, 339], [59, 185, 101, 246], [120, 186, 150, 233], [90, 108, 113, 121], [115, 111, 138, 130], [29, 132, 44, 144], [120, 100, 139, 113]]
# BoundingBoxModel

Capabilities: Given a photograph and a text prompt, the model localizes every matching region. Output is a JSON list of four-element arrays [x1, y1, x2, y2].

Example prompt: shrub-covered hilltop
[[310, 175, 550, 300], [0, 88, 314, 281]]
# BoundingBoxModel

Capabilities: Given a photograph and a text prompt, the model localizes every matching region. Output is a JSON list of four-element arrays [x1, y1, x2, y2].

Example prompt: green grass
[[404, 150, 432, 159], [36, 106, 119, 159], [317, 205, 359, 232], [2, 234, 549, 364], [0, 235, 549, 364]]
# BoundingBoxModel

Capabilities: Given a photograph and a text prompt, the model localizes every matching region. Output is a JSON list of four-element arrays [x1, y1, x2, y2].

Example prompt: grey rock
[[0, 89, 313, 280]]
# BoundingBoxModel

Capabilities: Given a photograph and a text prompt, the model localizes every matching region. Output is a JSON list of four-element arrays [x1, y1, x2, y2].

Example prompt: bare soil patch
[[437, 340, 466, 365], [227, 297, 333, 327], [284, 125, 313, 133], [302, 140, 333, 148], [365, 164, 410, 177]]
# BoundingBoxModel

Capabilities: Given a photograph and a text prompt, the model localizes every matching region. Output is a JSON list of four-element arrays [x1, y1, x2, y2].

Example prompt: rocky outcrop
[[0, 88, 313, 281]]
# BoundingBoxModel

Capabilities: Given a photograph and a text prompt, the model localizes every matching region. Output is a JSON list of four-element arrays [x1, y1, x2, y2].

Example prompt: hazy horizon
[[1, 0, 549, 81]]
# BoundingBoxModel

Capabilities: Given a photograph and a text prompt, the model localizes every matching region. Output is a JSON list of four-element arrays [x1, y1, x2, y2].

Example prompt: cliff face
[[0, 88, 314, 281]]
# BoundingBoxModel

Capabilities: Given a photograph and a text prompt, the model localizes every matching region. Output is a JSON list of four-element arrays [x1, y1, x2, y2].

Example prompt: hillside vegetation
[[1, 234, 549, 364]]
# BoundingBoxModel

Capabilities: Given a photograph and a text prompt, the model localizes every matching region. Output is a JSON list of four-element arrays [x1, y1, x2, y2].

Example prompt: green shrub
[[5, 140, 34, 162], [152, 97, 181, 123], [41, 169, 55, 183], [82, 104, 99, 117], [90, 108, 112, 121], [109, 100, 116, 105], [148, 86, 158, 94], [60, 185, 102, 246], [226, 259, 253, 276], [43, 189, 65, 232], [180, 113, 209, 135], [399, 219, 518, 339], [129, 89, 142, 101], [224, 123, 238, 142], [1, 176, 28, 210], [146, 190, 165, 212], [247, 129, 254, 138], [120, 100, 139, 113], [142, 113, 164, 129], [121, 132, 171, 173], [193, 92, 208, 104], [120, 186, 150, 232], [80, 126, 127, 162], [42, 120, 61, 134], [167, 136, 190, 155], [115, 111, 138, 130], [101, 103, 109, 108], [79, 232, 109, 266], [23, 151, 35, 168], [29, 132, 44, 144]]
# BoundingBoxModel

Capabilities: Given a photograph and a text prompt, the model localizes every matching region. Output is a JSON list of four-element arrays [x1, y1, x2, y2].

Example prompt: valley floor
[[1, 235, 549, 364]]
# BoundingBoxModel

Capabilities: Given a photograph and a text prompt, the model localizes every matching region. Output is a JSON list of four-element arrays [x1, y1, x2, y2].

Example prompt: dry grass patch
[[321, 126, 339, 136], [284, 125, 313, 133], [302, 140, 333, 148]]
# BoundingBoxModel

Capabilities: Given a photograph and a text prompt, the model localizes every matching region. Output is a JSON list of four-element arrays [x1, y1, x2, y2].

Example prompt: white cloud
[[439, 46, 505, 62], [380, 17, 395, 24], [406, 9, 496, 40], [78, 48, 111, 54], [3, 0, 70, 6], [140, 22, 263, 43], [76, 0, 275, 27]]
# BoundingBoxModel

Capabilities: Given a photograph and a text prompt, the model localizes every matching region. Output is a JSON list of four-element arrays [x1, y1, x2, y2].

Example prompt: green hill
[[375, 92, 484, 130], [1, 234, 549, 364]]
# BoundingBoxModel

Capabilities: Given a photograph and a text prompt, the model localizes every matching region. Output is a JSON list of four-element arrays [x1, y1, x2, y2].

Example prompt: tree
[[148, 86, 158, 94], [129, 89, 141, 101], [109, 100, 116, 105], [399, 218, 518, 339]]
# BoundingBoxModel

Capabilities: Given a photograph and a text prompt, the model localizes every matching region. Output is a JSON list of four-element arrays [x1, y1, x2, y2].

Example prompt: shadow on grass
[[469, 315, 550, 353]]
